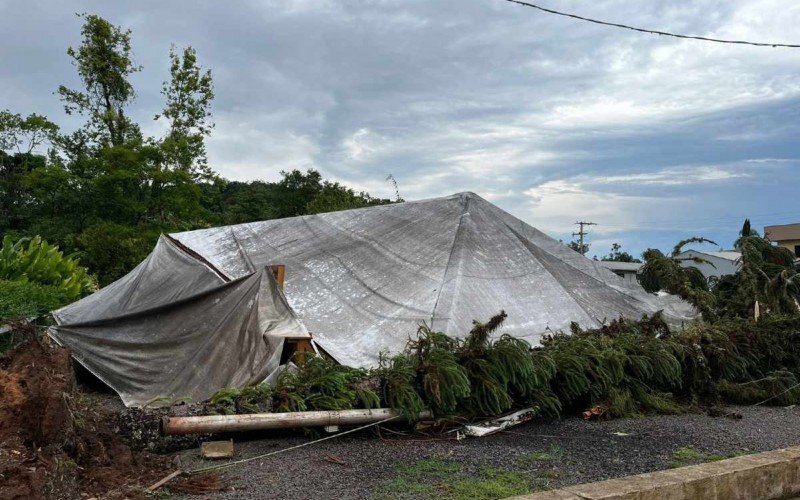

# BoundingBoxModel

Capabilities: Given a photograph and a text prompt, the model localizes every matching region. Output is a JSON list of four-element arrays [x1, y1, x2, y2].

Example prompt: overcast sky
[[2, 0, 799, 257]]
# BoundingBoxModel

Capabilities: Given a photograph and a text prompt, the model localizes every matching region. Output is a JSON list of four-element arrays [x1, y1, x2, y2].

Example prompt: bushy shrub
[[0, 279, 69, 321], [0, 235, 95, 301], [75, 222, 159, 286]]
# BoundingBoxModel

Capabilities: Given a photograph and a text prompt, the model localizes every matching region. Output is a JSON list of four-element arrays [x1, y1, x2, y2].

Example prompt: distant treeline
[[0, 15, 394, 285]]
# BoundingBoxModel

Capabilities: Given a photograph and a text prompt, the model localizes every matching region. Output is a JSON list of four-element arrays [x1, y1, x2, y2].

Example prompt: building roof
[[679, 250, 741, 262], [599, 261, 643, 272], [765, 223, 800, 242]]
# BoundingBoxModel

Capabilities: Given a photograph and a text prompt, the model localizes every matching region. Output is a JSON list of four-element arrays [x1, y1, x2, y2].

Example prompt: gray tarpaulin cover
[[50, 192, 694, 406], [169, 192, 695, 367], [49, 236, 308, 407]]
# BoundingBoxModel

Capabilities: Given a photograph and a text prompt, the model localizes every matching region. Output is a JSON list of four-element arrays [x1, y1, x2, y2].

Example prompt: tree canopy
[[0, 14, 394, 286]]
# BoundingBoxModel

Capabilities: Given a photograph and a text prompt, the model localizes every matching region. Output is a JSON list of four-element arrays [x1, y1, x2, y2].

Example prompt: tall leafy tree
[[601, 243, 641, 263], [156, 45, 215, 179], [0, 111, 59, 231], [57, 14, 141, 148], [0, 111, 58, 156], [306, 181, 391, 215]]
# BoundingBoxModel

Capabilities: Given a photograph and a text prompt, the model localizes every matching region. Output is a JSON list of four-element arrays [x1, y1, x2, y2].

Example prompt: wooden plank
[[146, 469, 183, 492], [270, 264, 286, 288]]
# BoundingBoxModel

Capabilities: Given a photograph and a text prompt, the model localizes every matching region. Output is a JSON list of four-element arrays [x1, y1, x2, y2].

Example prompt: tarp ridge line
[[430, 194, 472, 329], [502, 221, 657, 309], [165, 233, 232, 282]]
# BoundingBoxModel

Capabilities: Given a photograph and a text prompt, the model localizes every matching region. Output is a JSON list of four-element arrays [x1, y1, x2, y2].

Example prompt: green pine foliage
[[376, 352, 426, 420], [201, 313, 800, 424], [274, 355, 380, 412], [408, 324, 471, 415], [208, 384, 273, 415]]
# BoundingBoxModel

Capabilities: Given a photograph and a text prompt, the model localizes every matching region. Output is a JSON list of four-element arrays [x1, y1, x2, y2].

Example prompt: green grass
[[374, 459, 533, 500], [443, 468, 530, 500], [398, 459, 462, 478], [669, 447, 749, 468], [516, 445, 564, 466]]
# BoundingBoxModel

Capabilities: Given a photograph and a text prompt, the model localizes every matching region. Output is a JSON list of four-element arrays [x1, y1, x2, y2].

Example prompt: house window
[[795, 245, 800, 257]]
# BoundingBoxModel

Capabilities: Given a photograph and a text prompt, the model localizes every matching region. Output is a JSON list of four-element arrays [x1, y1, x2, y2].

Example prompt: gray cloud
[[1, 0, 799, 254]]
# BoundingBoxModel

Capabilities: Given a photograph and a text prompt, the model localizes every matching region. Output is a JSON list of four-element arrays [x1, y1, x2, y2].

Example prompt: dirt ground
[[171, 405, 800, 499], [0, 339, 174, 499]]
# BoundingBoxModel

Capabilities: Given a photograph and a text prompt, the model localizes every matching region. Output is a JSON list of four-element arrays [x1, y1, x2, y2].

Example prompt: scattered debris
[[146, 469, 184, 492], [461, 408, 536, 438], [323, 454, 348, 466], [168, 471, 227, 495], [201, 440, 235, 459], [583, 404, 609, 421]]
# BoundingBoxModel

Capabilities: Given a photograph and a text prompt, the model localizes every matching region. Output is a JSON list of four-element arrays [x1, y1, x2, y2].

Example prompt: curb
[[511, 445, 800, 500]]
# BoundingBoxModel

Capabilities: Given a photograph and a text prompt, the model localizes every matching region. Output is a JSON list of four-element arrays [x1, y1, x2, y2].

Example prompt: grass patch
[[516, 445, 564, 466], [374, 478, 437, 499], [374, 459, 532, 500], [444, 468, 530, 500], [398, 459, 462, 479], [670, 447, 749, 468]]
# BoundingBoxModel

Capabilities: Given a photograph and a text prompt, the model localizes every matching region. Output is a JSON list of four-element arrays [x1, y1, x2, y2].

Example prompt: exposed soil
[[0, 338, 173, 499]]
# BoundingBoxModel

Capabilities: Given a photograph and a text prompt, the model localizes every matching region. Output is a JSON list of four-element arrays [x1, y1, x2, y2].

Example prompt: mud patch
[[0, 339, 173, 499]]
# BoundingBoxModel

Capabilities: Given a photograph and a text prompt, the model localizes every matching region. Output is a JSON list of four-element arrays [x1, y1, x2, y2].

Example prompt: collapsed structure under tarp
[[49, 191, 694, 407], [170, 192, 694, 366], [49, 236, 308, 407]]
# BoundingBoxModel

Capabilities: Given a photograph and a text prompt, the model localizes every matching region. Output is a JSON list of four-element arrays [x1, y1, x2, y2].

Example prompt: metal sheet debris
[[461, 408, 537, 438]]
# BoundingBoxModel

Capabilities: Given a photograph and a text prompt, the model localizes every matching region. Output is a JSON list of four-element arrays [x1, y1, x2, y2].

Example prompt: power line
[[599, 210, 800, 229], [504, 0, 800, 48]]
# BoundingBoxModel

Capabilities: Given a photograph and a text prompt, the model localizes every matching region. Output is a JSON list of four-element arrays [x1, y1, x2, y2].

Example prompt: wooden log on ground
[[161, 408, 432, 435]]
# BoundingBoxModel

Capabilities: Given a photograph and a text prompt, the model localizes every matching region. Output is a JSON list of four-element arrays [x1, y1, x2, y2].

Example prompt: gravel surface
[[172, 406, 800, 499]]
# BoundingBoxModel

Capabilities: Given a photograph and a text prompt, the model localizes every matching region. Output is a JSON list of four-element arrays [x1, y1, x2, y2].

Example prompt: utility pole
[[573, 221, 597, 255]]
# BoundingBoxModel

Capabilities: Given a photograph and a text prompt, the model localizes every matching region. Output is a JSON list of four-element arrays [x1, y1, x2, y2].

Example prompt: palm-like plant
[[638, 237, 718, 320]]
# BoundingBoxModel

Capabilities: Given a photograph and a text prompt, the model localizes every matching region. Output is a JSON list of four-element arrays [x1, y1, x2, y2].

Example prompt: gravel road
[[173, 405, 800, 499]]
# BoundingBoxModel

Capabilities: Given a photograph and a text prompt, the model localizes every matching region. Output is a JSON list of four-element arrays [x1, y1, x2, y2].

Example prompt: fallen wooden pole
[[162, 408, 432, 435]]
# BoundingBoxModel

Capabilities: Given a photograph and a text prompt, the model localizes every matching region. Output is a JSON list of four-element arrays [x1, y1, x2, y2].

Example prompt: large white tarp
[[171, 192, 695, 367]]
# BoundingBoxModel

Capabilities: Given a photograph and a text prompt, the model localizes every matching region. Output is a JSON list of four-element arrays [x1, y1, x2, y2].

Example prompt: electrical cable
[[504, 0, 800, 48]]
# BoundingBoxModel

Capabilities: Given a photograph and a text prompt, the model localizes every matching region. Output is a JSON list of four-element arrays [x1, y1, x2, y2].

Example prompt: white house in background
[[599, 261, 642, 285], [675, 250, 741, 279]]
